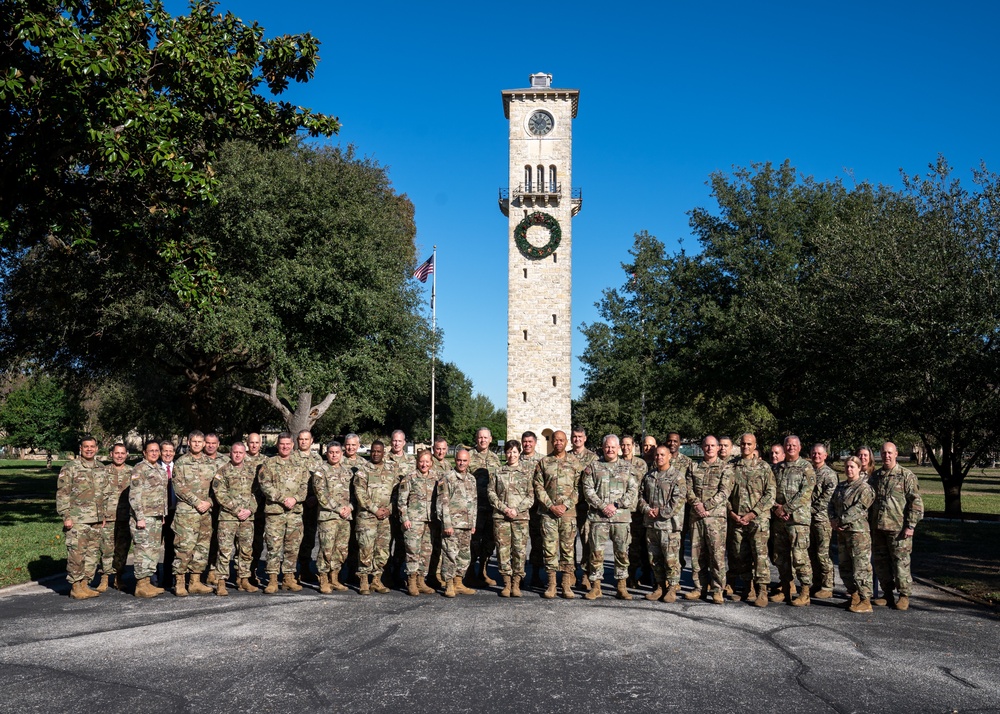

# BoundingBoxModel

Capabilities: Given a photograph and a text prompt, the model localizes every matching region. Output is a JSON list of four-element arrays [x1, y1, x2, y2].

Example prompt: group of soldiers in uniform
[[56, 426, 923, 613]]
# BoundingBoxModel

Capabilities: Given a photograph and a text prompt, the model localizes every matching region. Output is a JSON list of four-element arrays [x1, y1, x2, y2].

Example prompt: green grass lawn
[[0, 460, 66, 588], [913, 519, 1000, 603]]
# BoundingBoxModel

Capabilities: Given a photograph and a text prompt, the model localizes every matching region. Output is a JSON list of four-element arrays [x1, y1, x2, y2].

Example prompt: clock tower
[[500, 73, 581, 453]]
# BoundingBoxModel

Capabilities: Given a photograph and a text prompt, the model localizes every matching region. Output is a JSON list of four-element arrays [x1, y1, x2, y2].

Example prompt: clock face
[[528, 111, 554, 136]]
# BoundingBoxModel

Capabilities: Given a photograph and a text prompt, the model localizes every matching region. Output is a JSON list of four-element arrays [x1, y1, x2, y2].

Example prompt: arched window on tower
[[537, 165, 544, 193], [549, 165, 557, 193], [524, 165, 532, 193]]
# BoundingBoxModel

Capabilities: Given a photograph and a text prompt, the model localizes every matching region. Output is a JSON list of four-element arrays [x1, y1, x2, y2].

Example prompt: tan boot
[[500, 574, 512, 598], [330, 570, 347, 591], [645, 582, 664, 601], [895, 595, 910, 611], [134, 577, 160, 599], [754, 584, 769, 608], [873, 591, 895, 607], [662, 584, 679, 604], [480, 563, 496, 587], [581, 573, 591, 592], [511, 575, 523, 598], [263, 574, 279, 594], [281, 572, 302, 592], [584, 579, 602, 600], [238, 577, 259, 593], [454, 576, 476, 596], [174, 574, 189, 597], [216, 577, 229, 596], [616, 579, 633, 601], [372, 574, 391, 594], [543, 572, 557, 599], [792, 585, 811, 607], [814, 588, 834, 599], [149, 579, 165, 595], [318, 572, 333, 594], [712, 590, 725, 604], [849, 597, 873, 613], [188, 574, 213, 595], [444, 577, 456, 598], [789, 582, 797, 597], [406, 573, 420, 597], [561, 572, 576, 599], [70, 580, 100, 600], [684, 587, 702, 601], [358, 574, 371, 595], [846, 591, 860, 609], [418, 577, 435, 594], [769, 582, 788, 603], [95, 574, 109, 593], [206, 570, 218, 586]]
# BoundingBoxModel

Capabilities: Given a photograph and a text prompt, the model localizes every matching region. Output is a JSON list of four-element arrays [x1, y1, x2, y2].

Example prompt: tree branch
[[233, 378, 292, 421]]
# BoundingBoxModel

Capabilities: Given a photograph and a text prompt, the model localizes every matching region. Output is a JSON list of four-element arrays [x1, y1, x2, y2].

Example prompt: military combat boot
[[318, 572, 333, 594], [215, 576, 229, 596], [645, 582, 664, 601], [615, 579, 632, 601], [789, 582, 798, 597], [134, 577, 160, 599], [454, 576, 476, 595], [814, 587, 834, 599], [330, 570, 348, 592], [561, 572, 575, 599], [149, 579, 165, 595], [358, 574, 371, 595], [873, 591, 895, 607], [724, 583, 734, 597], [500, 575, 512, 598], [769, 582, 789, 603], [371, 574, 391, 594], [174, 574, 189, 597], [95, 574, 109, 593], [754, 584, 769, 608], [684, 587, 702, 601], [418, 577, 435, 594], [580, 573, 591, 592], [543, 572, 557, 599], [206, 570, 218, 586], [511, 575, 523, 598], [712, 589, 725, 604], [895, 595, 910, 611], [792, 585, 811, 607], [238, 577, 259, 593], [70, 580, 100, 600], [406, 573, 420, 597], [846, 591, 860, 609], [480, 562, 496, 587], [584, 580, 602, 600], [663, 584, 679, 604], [281, 573, 302, 592], [849, 597, 873, 613], [188, 574, 214, 595], [263, 574, 279, 594], [444, 577, 456, 598]]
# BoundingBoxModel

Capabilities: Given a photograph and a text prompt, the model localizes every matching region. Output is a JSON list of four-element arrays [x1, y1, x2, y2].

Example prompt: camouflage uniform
[[129, 460, 169, 581], [98, 462, 132, 578], [245, 452, 268, 579], [171, 452, 217, 577], [313, 462, 354, 576], [489, 462, 534, 577], [810, 463, 838, 591], [533, 455, 580, 573], [354, 460, 396, 576], [625, 456, 650, 582], [671, 452, 694, 568], [869, 464, 924, 597], [583, 458, 638, 582], [399, 470, 439, 576], [429, 455, 451, 583], [686, 458, 734, 593], [385, 451, 415, 577], [437, 469, 477, 581], [258, 454, 310, 576], [830, 477, 875, 599], [468, 447, 502, 572], [56, 457, 106, 585], [294, 449, 324, 576], [639, 465, 687, 587], [570, 449, 598, 576], [772, 458, 816, 589], [212, 460, 259, 580], [521, 452, 544, 576], [727, 456, 776, 590]]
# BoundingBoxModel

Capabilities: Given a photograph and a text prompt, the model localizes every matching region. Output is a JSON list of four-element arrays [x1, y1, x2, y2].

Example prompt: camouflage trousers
[[727, 518, 771, 587], [404, 520, 433, 576], [589, 522, 631, 581], [871, 529, 913, 596], [297, 497, 318, 570], [646, 528, 682, 586], [428, 520, 443, 583], [837, 529, 873, 599], [470, 510, 496, 568], [628, 511, 649, 578], [541, 514, 577, 573], [216, 517, 255, 579], [575, 503, 591, 574], [528, 510, 544, 571], [441, 527, 473, 581], [690, 515, 727, 591], [172, 509, 212, 575], [98, 518, 131, 576], [65, 521, 101, 584], [494, 520, 529, 576], [809, 520, 834, 590], [772, 519, 812, 587], [356, 517, 391, 576], [389, 515, 405, 573], [316, 518, 351, 574], [264, 510, 304, 575], [129, 517, 163, 580]]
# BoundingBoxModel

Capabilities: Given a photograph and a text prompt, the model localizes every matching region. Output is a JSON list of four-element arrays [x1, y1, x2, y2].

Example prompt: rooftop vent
[[530, 73, 552, 88]]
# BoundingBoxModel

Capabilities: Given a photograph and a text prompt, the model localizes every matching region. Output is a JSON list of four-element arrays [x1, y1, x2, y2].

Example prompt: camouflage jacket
[[244, 453, 268, 475], [811, 464, 838, 524], [869, 464, 924, 532], [438, 469, 477, 529], [829, 478, 875, 533], [385, 451, 415, 480], [488, 462, 534, 521], [774, 457, 816, 525], [468, 448, 501, 512], [671, 452, 694, 472], [354, 460, 397, 519], [313, 462, 354, 522], [258, 455, 311, 515], [729, 456, 776, 519], [129, 460, 169, 522], [639, 466, 687, 530], [626, 455, 647, 481], [56, 458, 106, 524], [293, 449, 324, 473], [431, 455, 451, 475], [686, 459, 734, 519], [520, 452, 541, 477], [399, 471, 439, 524], [173, 452, 217, 515], [533, 455, 580, 518], [212, 461, 259, 521], [343, 454, 369, 476], [583, 458, 639, 523], [102, 463, 132, 521]]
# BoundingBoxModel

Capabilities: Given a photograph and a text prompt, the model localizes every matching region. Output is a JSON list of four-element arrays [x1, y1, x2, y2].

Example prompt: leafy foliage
[[0, 375, 81, 454]]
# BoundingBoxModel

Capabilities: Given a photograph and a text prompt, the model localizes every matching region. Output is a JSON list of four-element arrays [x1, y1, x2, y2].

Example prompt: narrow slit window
[[524, 165, 532, 192], [552, 314, 557, 325], [523, 330, 528, 341], [552, 376, 557, 387], [537, 165, 544, 191], [522, 392, 528, 402], [553, 253, 557, 263], [523, 268, 528, 279], [549, 165, 557, 192]]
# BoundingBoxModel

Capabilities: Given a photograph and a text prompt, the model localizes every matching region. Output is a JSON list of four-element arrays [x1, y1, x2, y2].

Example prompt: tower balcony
[[498, 186, 583, 216]]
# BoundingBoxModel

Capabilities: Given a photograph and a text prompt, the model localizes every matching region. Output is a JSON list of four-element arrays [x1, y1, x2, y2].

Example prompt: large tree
[[0, 374, 81, 459]]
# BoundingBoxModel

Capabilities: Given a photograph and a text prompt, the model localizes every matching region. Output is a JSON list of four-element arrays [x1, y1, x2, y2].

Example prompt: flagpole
[[430, 246, 437, 446]]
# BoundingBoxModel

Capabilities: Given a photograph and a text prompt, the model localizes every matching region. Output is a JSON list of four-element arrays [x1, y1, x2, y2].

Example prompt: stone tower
[[500, 73, 581, 453]]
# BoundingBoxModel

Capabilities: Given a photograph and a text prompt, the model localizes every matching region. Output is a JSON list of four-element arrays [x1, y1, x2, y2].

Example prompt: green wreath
[[514, 212, 562, 260]]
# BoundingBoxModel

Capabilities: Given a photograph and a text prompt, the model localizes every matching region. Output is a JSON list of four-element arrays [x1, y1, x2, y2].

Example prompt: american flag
[[413, 255, 434, 283]]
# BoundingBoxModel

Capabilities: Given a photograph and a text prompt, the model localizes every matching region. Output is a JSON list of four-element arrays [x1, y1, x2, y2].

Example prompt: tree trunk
[[942, 478, 963, 517], [233, 381, 336, 433], [923, 434, 964, 516]]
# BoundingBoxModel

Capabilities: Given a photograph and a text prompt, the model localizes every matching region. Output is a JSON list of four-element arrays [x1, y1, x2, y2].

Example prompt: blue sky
[[170, 0, 1000, 410]]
